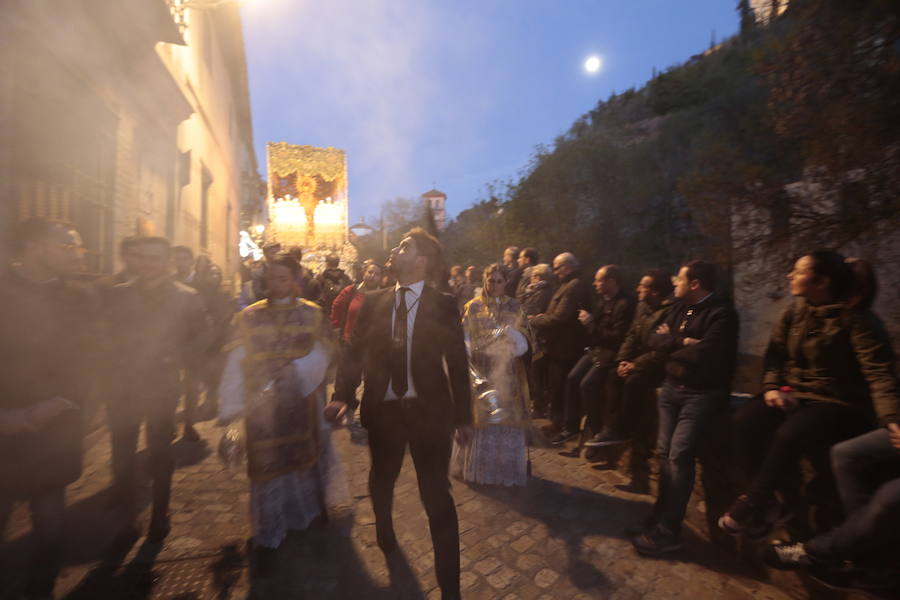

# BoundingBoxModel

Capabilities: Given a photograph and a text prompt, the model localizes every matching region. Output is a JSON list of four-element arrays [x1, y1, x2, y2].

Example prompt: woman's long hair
[[807, 249, 878, 310]]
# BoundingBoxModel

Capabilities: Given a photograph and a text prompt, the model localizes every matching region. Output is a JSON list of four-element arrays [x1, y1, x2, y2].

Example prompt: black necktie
[[391, 287, 409, 399]]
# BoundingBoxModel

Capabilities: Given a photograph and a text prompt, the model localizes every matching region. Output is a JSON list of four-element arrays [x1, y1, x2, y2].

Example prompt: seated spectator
[[528, 253, 593, 431], [718, 251, 897, 541], [520, 263, 557, 418], [552, 265, 634, 446], [627, 260, 739, 556], [585, 269, 674, 495], [765, 425, 900, 598]]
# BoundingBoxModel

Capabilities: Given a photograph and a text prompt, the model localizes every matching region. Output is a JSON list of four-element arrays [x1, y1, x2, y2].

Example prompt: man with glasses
[[0, 217, 97, 600]]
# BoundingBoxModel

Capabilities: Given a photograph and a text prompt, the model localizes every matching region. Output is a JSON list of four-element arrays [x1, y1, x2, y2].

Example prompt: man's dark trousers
[[562, 353, 609, 434], [0, 487, 65, 597], [367, 398, 459, 595], [652, 382, 727, 535], [617, 369, 661, 479], [107, 399, 176, 520]]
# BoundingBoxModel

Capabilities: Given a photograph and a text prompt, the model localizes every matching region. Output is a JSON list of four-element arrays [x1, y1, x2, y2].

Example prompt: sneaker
[[631, 526, 682, 557], [584, 428, 629, 447], [764, 541, 814, 570], [549, 429, 579, 446]]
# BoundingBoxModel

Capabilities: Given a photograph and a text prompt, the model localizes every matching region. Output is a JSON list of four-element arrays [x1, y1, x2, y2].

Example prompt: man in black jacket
[[552, 264, 634, 445], [585, 269, 674, 493], [628, 260, 738, 556], [107, 237, 209, 542], [332, 227, 472, 600], [0, 218, 97, 599]]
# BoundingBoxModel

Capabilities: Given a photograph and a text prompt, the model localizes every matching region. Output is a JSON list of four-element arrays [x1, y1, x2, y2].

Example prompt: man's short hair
[[138, 236, 172, 254], [505, 246, 520, 256], [683, 260, 718, 293], [119, 235, 140, 254], [288, 246, 303, 261], [644, 268, 674, 298], [15, 217, 75, 252], [405, 227, 442, 281], [520, 248, 539, 265], [325, 254, 340, 268], [600, 264, 624, 285], [171, 245, 193, 258], [263, 242, 282, 254]]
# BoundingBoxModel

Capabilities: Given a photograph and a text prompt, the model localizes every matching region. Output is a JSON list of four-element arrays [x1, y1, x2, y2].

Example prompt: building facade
[[421, 188, 447, 232], [0, 0, 262, 283]]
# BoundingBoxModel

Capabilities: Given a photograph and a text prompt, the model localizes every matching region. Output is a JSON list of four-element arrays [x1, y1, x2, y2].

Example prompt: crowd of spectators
[[445, 245, 899, 596]]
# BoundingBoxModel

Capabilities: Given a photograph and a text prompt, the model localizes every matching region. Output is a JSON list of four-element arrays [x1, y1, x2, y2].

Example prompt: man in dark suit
[[331, 227, 472, 600]]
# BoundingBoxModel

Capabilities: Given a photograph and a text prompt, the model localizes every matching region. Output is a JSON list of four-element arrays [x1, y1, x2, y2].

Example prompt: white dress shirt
[[384, 279, 425, 400]]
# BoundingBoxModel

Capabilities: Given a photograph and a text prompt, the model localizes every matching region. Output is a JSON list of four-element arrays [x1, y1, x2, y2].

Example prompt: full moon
[[584, 55, 602, 74]]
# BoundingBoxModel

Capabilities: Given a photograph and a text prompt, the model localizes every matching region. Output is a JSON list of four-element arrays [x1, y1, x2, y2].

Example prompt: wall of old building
[[0, 0, 260, 285]]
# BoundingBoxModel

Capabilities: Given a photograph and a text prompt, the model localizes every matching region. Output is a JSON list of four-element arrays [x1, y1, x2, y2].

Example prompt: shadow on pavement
[[63, 539, 164, 599], [258, 512, 416, 599], [477, 474, 761, 592]]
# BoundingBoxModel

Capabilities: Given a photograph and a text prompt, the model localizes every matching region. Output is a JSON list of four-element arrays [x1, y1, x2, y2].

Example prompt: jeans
[[831, 427, 900, 513], [805, 428, 900, 563], [0, 486, 67, 597], [652, 382, 727, 535], [734, 398, 870, 504], [562, 353, 608, 433]]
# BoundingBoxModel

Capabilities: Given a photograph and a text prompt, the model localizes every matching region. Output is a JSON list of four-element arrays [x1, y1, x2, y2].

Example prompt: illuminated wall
[[266, 143, 348, 250]]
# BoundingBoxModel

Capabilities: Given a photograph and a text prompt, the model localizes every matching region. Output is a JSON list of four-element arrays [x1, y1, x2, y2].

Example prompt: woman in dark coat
[[719, 250, 899, 540]]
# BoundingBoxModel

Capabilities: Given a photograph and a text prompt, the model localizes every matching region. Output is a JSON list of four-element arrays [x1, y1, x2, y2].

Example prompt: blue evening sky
[[242, 1, 739, 222]]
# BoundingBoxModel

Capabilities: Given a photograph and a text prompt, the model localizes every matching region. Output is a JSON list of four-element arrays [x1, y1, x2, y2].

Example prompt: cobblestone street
[[1, 412, 816, 599]]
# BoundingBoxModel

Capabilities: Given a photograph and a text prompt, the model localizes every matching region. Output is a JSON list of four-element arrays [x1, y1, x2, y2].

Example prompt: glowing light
[[314, 202, 343, 227], [254, 224, 265, 234], [271, 196, 307, 230], [584, 55, 602, 74]]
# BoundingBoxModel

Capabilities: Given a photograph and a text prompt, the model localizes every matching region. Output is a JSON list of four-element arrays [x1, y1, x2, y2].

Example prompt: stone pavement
[[0, 410, 837, 599]]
